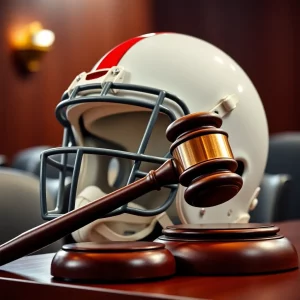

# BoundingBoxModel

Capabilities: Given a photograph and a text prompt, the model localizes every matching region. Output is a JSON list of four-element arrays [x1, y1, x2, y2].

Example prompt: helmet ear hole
[[107, 157, 131, 189], [108, 157, 121, 188]]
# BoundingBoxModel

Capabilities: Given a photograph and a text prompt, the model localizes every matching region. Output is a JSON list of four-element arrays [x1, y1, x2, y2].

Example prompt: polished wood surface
[[51, 242, 176, 282], [166, 112, 223, 142], [155, 223, 298, 275], [1, 221, 300, 299]]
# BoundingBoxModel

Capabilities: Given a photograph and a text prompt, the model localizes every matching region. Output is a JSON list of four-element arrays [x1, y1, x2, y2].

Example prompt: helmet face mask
[[40, 32, 268, 242], [40, 80, 189, 220]]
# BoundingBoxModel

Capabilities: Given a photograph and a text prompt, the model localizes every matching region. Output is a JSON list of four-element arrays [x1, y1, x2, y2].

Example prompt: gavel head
[[166, 112, 243, 207]]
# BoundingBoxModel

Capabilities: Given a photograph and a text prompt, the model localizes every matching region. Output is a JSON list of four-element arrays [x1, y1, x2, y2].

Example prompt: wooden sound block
[[154, 223, 299, 275], [51, 241, 176, 282]]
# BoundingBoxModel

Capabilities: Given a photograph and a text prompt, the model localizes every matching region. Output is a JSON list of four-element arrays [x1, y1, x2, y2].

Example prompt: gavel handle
[[0, 160, 178, 266]]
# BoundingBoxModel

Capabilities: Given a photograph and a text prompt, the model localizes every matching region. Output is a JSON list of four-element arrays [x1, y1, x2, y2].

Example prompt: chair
[[0, 155, 7, 166], [11, 146, 51, 176], [265, 132, 300, 221], [11, 146, 76, 204], [0, 167, 64, 253], [11, 145, 76, 179], [250, 173, 291, 223]]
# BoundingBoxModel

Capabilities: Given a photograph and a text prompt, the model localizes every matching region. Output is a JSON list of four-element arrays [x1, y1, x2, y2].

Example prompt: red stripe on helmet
[[95, 33, 163, 70]]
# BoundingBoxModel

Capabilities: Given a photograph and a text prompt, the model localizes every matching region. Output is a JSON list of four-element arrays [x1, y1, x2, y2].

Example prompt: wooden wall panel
[[0, 0, 153, 160], [153, 0, 300, 134], [1, 0, 299, 160]]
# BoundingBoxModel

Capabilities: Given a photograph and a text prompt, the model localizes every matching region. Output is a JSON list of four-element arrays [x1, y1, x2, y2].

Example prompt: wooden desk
[[1, 221, 300, 300]]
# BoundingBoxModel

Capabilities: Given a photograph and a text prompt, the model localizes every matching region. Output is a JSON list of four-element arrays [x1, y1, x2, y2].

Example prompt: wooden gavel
[[0, 112, 243, 266]]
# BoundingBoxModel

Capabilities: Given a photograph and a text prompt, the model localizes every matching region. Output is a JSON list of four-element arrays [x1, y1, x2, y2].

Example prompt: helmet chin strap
[[71, 186, 173, 243]]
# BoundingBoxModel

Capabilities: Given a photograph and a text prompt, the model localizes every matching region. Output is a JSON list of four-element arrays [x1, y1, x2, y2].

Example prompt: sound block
[[154, 223, 299, 275], [51, 241, 175, 282]]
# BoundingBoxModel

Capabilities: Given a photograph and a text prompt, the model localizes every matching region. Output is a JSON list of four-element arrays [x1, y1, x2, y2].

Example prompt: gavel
[[0, 112, 243, 266]]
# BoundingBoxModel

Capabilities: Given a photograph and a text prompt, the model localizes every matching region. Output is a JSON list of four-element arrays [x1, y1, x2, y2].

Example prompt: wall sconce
[[11, 22, 55, 72]]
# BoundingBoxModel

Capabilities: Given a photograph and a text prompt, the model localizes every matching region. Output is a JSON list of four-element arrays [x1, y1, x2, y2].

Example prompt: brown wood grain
[[153, 0, 300, 135], [1, 0, 300, 160], [0, 0, 153, 161], [51, 242, 176, 282], [156, 223, 298, 275], [0, 221, 300, 300]]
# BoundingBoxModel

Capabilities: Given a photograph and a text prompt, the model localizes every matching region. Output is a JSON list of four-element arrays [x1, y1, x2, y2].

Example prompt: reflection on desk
[[1, 221, 300, 300]]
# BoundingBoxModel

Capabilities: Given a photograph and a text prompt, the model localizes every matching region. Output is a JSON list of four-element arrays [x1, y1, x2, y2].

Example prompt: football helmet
[[40, 32, 268, 243]]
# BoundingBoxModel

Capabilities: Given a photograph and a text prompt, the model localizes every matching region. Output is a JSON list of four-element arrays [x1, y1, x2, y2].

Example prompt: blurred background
[[1, 0, 299, 161], [1, 0, 300, 248]]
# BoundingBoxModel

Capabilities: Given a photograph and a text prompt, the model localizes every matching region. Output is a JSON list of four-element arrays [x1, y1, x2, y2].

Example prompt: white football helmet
[[40, 33, 268, 243]]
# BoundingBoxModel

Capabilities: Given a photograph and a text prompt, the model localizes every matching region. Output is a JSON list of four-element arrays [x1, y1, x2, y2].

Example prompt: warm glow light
[[10, 21, 55, 51], [9, 21, 55, 72], [32, 29, 55, 48]]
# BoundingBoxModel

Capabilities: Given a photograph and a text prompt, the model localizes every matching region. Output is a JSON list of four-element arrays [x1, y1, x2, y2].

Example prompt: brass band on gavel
[[172, 133, 234, 174]]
